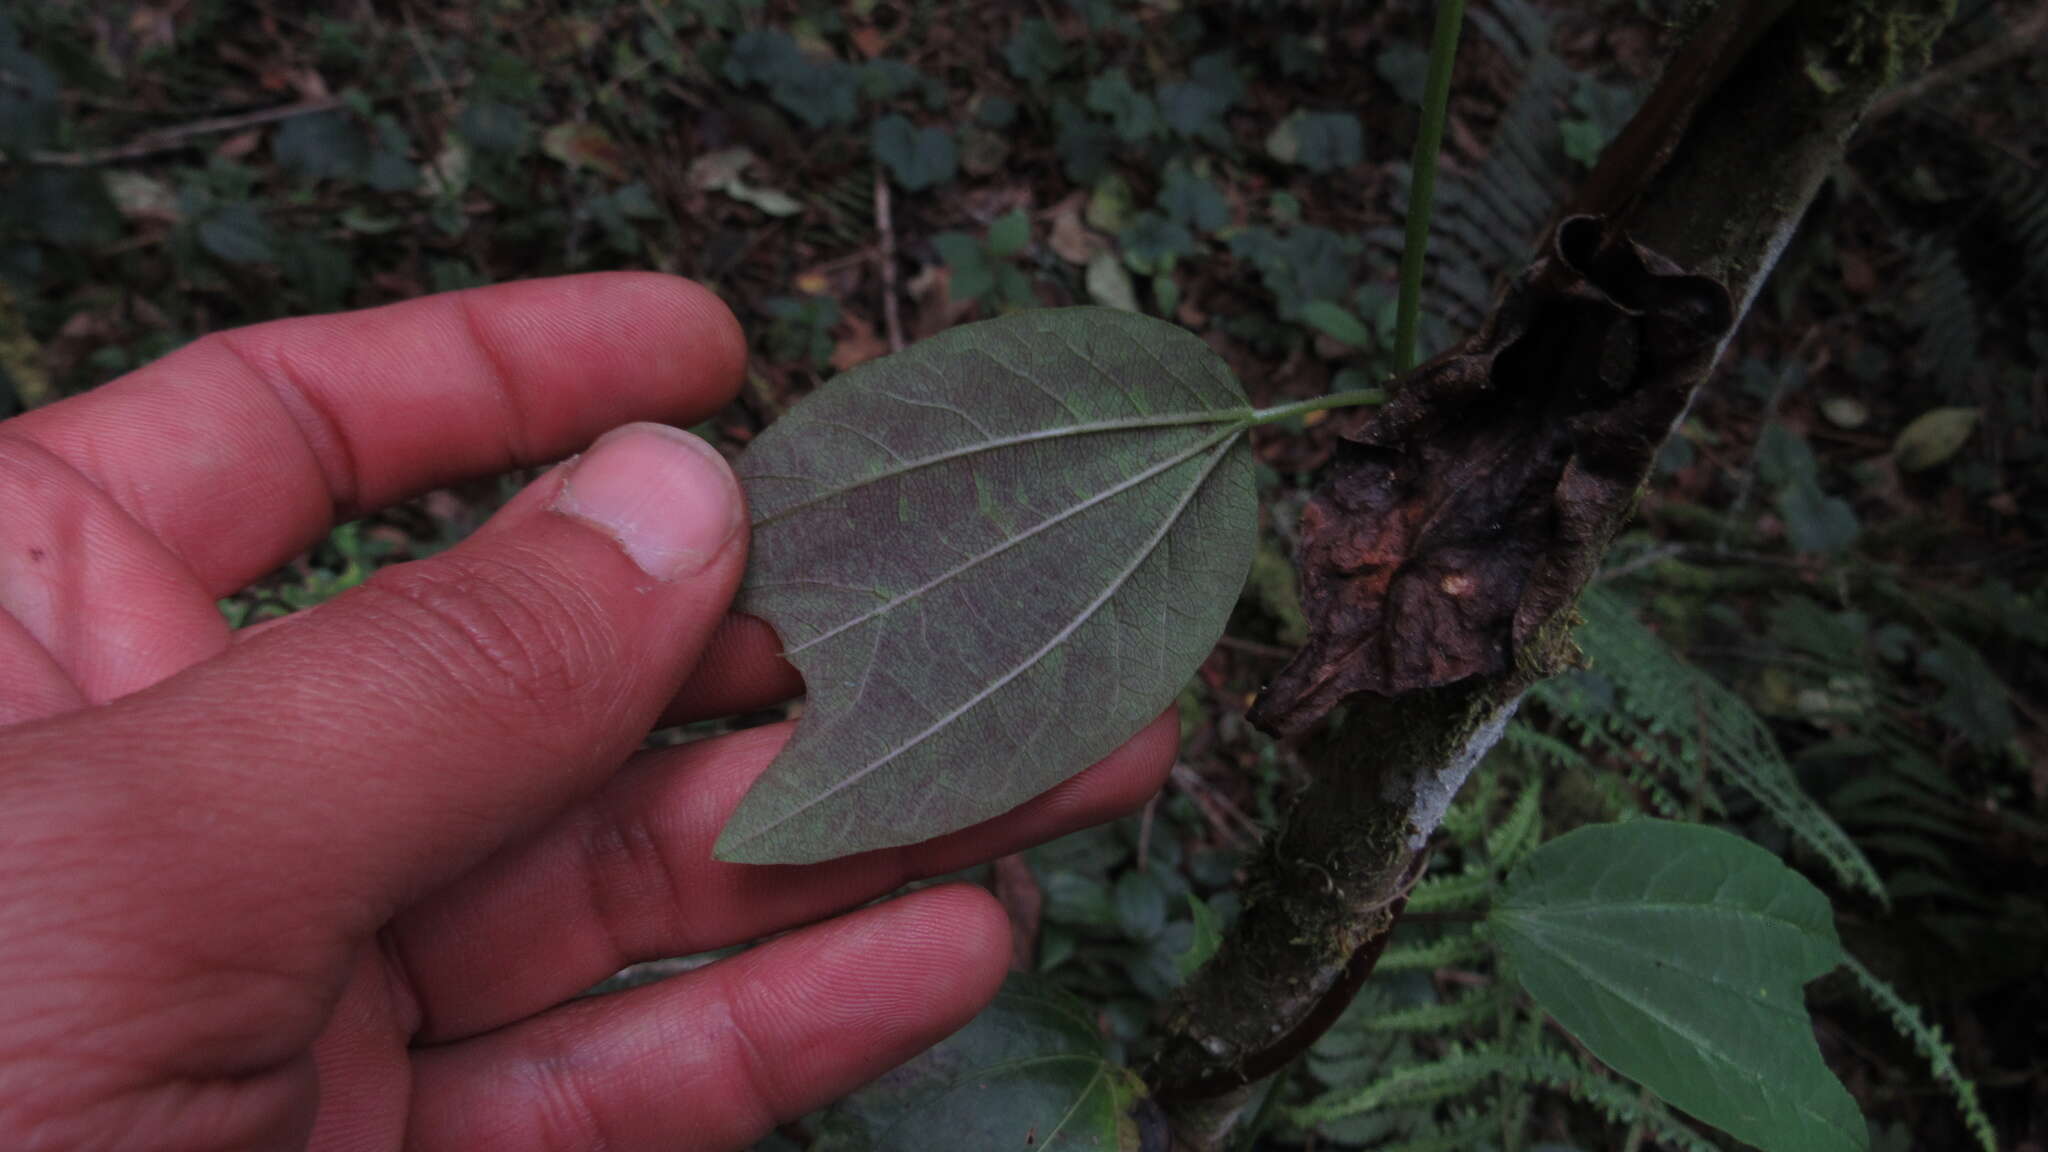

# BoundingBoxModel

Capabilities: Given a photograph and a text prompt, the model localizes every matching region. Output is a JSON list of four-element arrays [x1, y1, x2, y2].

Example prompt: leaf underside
[[717, 308, 1257, 864], [1491, 820, 1866, 1152]]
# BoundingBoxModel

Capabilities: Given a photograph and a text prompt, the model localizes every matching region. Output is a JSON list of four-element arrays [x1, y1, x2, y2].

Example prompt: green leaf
[[812, 975, 1149, 1151], [196, 203, 277, 265], [933, 232, 993, 301], [1174, 893, 1224, 979], [1114, 869, 1168, 940], [718, 309, 1258, 863], [1266, 110, 1362, 173], [272, 109, 369, 184], [1778, 479, 1859, 555], [1493, 821, 1865, 1152], [872, 114, 957, 192], [1004, 19, 1070, 87], [1117, 212, 1192, 276], [1892, 406, 1978, 471], [1158, 162, 1229, 232], [1157, 81, 1232, 148], [1917, 631, 2014, 751], [988, 209, 1031, 259], [1301, 299, 1371, 346], [1086, 68, 1162, 143]]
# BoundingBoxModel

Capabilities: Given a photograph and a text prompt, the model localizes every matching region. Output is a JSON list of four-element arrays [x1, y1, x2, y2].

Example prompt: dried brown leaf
[[1251, 218, 1734, 736]]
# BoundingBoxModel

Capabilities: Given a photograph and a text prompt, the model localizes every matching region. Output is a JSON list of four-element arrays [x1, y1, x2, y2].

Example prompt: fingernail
[[551, 423, 741, 581]]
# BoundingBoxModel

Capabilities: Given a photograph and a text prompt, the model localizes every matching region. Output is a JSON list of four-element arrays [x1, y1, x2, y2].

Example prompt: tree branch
[[1148, 0, 1952, 1146]]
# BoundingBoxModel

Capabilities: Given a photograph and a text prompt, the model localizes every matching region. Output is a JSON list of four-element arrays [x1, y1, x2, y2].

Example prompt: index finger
[[1, 274, 746, 595]]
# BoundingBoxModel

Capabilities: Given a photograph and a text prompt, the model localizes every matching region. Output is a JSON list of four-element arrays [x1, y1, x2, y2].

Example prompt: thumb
[[2, 422, 748, 928]]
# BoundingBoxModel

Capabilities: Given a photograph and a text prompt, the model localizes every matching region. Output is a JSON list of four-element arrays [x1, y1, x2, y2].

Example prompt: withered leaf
[[1252, 217, 1733, 736]]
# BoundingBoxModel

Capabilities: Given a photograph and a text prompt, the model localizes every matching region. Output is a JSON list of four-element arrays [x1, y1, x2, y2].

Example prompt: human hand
[[0, 274, 1178, 1150]]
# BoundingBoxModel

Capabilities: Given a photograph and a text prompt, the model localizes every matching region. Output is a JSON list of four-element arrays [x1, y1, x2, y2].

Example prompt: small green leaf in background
[[1266, 109, 1363, 173], [1893, 406, 1978, 472], [1917, 631, 2015, 751], [873, 114, 957, 192], [717, 309, 1258, 864], [1375, 42, 1431, 105], [1003, 19, 1070, 88], [1158, 161, 1229, 233], [1086, 68, 1162, 143], [812, 975, 1150, 1151], [1117, 212, 1192, 276], [1301, 299, 1372, 347], [987, 208, 1030, 259], [932, 231, 992, 299], [1115, 869, 1169, 940], [272, 109, 369, 184], [1157, 80, 1233, 148], [1175, 894, 1224, 979], [1492, 820, 1866, 1152], [1778, 479, 1860, 556], [196, 202, 277, 266]]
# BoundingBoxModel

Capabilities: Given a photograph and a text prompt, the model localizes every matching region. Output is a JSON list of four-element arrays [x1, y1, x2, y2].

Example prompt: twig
[[24, 97, 346, 167], [1867, 7, 2048, 121], [873, 169, 907, 353], [20, 77, 465, 168], [1216, 635, 1298, 660]]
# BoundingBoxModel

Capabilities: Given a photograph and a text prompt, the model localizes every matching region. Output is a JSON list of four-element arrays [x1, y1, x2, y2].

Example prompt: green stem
[[1247, 388, 1387, 428], [1392, 0, 1468, 374]]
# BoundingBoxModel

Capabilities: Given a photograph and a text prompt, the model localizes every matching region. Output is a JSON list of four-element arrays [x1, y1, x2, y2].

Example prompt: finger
[[405, 886, 1009, 1152], [1, 273, 744, 595], [0, 606, 87, 726], [0, 434, 232, 707], [662, 613, 804, 725], [392, 710, 1177, 1040], [0, 424, 747, 958]]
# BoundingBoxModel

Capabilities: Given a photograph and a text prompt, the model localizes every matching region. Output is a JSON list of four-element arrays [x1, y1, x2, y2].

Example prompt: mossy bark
[[1149, 1, 1950, 1147]]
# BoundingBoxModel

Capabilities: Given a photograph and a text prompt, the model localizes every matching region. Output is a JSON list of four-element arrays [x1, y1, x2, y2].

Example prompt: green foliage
[[723, 27, 858, 128], [761, 295, 840, 368], [1530, 587, 1885, 901], [812, 975, 1146, 1150], [932, 213, 1035, 310], [1840, 955, 1997, 1151], [1493, 821, 1864, 1152], [1266, 110, 1364, 173], [871, 115, 956, 192], [1004, 19, 1071, 88], [1086, 68, 1163, 144], [717, 310, 1261, 864]]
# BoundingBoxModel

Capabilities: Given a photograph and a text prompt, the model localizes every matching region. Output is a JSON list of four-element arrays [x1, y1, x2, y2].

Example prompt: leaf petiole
[[1246, 387, 1388, 428]]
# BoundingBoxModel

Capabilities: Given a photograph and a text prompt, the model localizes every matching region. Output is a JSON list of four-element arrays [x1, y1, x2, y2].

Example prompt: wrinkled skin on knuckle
[[353, 553, 623, 736]]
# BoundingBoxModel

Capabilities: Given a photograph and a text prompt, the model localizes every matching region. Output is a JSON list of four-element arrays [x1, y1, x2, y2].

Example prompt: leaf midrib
[[1509, 924, 1861, 1146], [747, 406, 1252, 530], [723, 434, 1241, 852], [780, 424, 1241, 658]]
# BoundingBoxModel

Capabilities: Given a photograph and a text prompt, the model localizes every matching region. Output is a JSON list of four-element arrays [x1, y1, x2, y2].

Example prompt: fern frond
[[1365, 986, 1513, 1035], [1365, 1114, 1501, 1152], [1512, 1047, 1725, 1152], [1904, 238, 1985, 402], [1485, 777, 1544, 867], [1407, 868, 1495, 913], [1565, 588, 1888, 903], [1292, 1045, 1519, 1123], [1377, 928, 1491, 973], [1842, 954, 1998, 1152]]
